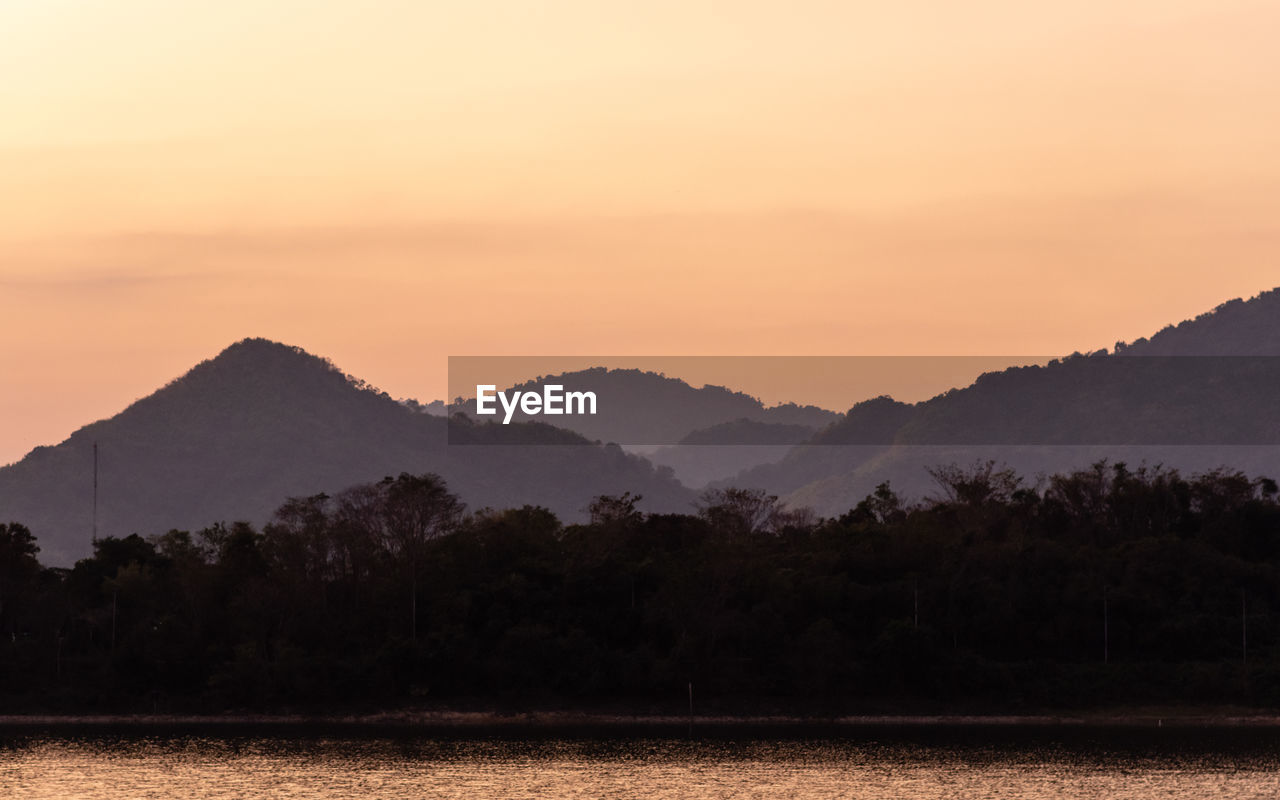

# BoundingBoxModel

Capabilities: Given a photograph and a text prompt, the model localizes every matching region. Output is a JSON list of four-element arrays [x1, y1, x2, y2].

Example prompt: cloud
[[0, 268, 225, 293]]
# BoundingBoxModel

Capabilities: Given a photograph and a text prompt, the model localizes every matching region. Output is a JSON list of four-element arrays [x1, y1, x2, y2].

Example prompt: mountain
[[636, 417, 834, 489], [0, 339, 693, 565], [9, 288, 1279, 564], [728, 288, 1280, 514], [452, 367, 839, 445], [677, 418, 820, 445], [711, 396, 918, 498], [448, 368, 840, 487], [446, 368, 840, 488], [401, 398, 447, 415], [1116, 287, 1280, 356]]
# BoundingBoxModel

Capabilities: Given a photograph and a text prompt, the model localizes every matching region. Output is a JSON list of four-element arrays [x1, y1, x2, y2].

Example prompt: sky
[[2, 0, 1279, 465]]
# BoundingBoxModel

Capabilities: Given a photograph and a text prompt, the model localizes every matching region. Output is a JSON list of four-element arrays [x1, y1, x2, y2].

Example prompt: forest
[[2, 461, 1280, 714]]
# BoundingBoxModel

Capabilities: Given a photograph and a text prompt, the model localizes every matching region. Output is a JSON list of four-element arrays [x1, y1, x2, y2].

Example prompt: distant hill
[[9, 287, 1280, 563], [727, 287, 1280, 514], [640, 418, 827, 489], [452, 367, 839, 444], [717, 396, 918, 497], [448, 368, 839, 487], [678, 418, 819, 446], [0, 339, 693, 565], [401, 398, 447, 416]]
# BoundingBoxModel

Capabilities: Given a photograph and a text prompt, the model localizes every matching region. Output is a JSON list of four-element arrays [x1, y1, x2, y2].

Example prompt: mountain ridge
[[727, 286, 1280, 512], [6, 286, 1280, 563], [452, 366, 839, 444], [0, 338, 693, 565]]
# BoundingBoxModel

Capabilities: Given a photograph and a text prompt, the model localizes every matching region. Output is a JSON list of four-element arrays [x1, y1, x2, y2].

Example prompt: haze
[[2, 1, 1279, 465]]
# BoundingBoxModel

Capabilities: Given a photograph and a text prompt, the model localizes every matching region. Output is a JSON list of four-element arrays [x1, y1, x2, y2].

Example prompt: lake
[[3, 724, 1280, 799]]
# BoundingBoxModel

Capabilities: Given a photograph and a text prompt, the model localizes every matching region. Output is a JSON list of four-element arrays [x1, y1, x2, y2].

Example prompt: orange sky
[[2, 1, 1279, 465]]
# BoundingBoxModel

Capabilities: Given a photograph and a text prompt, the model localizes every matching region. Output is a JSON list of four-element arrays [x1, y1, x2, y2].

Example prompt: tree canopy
[[2, 462, 1280, 714]]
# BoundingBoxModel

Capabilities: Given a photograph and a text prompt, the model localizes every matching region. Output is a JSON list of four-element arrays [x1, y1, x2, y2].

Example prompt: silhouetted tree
[[6, 462, 1280, 712], [378, 473, 463, 640], [696, 487, 785, 536], [588, 492, 644, 528]]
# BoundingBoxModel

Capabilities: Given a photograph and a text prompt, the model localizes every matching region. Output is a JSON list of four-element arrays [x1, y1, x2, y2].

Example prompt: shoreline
[[4, 708, 1280, 729]]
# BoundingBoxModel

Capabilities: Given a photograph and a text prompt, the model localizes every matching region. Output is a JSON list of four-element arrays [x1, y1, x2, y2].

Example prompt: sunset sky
[[2, 1, 1279, 465]]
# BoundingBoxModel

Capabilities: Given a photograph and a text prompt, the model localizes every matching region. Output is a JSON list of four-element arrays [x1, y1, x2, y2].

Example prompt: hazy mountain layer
[[7, 287, 1280, 563], [453, 367, 839, 444], [0, 339, 693, 565], [731, 288, 1280, 513]]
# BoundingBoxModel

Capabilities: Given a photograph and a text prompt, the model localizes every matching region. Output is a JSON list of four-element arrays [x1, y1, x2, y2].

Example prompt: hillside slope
[[0, 339, 693, 564], [731, 288, 1280, 513]]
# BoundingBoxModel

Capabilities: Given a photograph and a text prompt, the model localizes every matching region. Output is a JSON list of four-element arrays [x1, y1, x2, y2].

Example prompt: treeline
[[3, 462, 1280, 713]]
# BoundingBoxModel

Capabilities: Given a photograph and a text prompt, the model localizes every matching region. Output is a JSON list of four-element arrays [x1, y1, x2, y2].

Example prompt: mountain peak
[[152, 338, 382, 405], [199, 337, 351, 380], [217, 336, 308, 359], [0, 339, 694, 565]]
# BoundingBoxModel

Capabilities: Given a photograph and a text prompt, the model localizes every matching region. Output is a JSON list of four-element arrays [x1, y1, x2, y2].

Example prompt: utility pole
[[1103, 587, 1109, 665], [688, 681, 694, 738], [92, 441, 99, 542], [1242, 589, 1248, 667]]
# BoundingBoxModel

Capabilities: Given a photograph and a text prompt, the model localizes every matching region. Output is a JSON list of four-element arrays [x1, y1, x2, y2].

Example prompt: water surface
[[3, 725, 1279, 799]]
